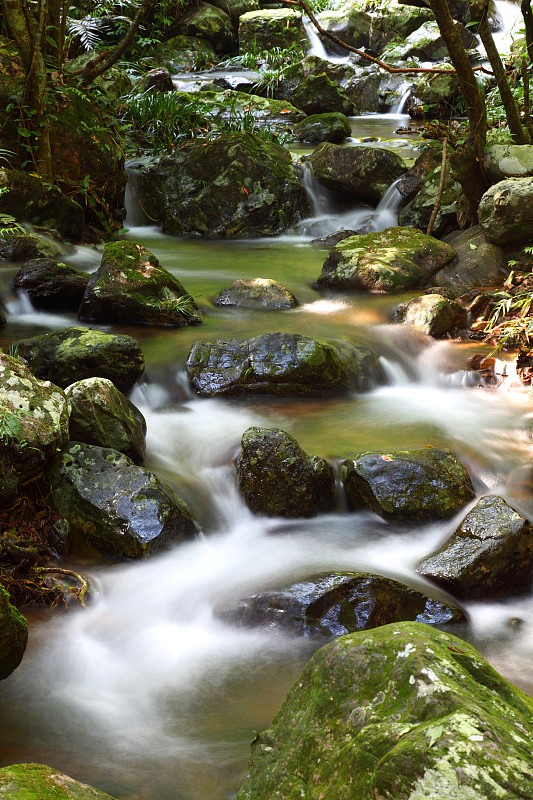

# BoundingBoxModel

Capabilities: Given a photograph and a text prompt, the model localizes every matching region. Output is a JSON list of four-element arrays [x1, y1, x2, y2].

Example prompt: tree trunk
[[522, 0, 533, 62]]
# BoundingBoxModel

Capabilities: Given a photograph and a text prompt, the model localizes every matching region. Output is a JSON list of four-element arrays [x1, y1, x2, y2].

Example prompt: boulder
[[341, 446, 475, 522], [48, 443, 197, 559], [382, 21, 477, 62], [478, 177, 533, 245], [65, 377, 146, 464], [0, 764, 117, 800], [410, 67, 461, 118], [238, 9, 308, 53], [210, 0, 259, 24], [418, 495, 533, 599], [344, 69, 408, 113], [0, 353, 69, 504], [314, 227, 457, 293], [186, 332, 386, 396], [12, 258, 89, 311], [368, 5, 433, 51], [151, 35, 216, 72], [272, 56, 355, 104], [169, 89, 305, 127], [397, 147, 443, 203], [294, 112, 351, 144], [289, 74, 356, 117], [214, 278, 298, 310], [397, 163, 461, 236], [0, 584, 27, 680], [134, 67, 174, 94], [78, 240, 202, 327], [178, 1, 236, 52], [237, 622, 533, 800], [484, 143, 533, 182], [319, 5, 372, 55], [392, 292, 466, 336], [135, 131, 310, 238], [16, 326, 145, 392], [309, 143, 407, 204], [0, 231, 62, 262], [434, 225, 509, 293], [221, 572, 465, 635], [236, 427, 335, 517]]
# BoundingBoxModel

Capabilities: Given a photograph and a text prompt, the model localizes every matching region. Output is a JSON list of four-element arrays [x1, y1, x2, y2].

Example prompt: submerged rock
[[293, 112, 351, 144], [0, 764, 117, 799], [237, 427, 335, 517], [478, 177, 533, 244], [214, 278, 298, 310], [392, 292, 465, 336], [48, 443, 197, 559], [0, 584, 27, 680], [238, 9, 308, 53], [13, 258, 89, 311], [341, 446, 475, 522], [186, 332, 386, 396], [418, 495, 533, 599], [237, 622, 533, 800]]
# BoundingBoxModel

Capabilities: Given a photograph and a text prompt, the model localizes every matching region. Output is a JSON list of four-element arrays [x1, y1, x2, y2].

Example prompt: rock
[[0, 353, 69, 504], [272, 56, 355, 104], [12, 258, 89, 311], [314, 227, 457, 293], [237, 427, 335, 517], [368, 4, 433, 51], [294, 112, 351, 144], [152, 35, 216, 72], [0, 231, 62, 261], [410, 67, 461, 118], [0, 584, 27, 680], [478, 177, 533, 245], [0, 763, 118, 799], [78, 240, 202, 327], [186, 332, 386, 396], [344, 68, 408, 114], [178, 1, 236, 52], [65, 377, 146, 464], [210, 0, 259, 23], [397, 147, 443, 203], [434, 225, 509, 293], [341, 446, 475, 522], [484, 143, 533, 182], [48, 443, 197, 559], [309, 143, 407, 204], [392, 293, 466, 336], [135, 131, 310, 238], [238, 9, 307, 53], [16, 326, 144, 392], [214, 278, 298, 310], [94, 66, 132, 101], [319, 5, 372, 56], [383, 21, 477, 62], [418, 495, 533, 599], [169, 88, 305, 127], [237, 621, 533, 800], [0, 168, 85, 242], [289, 74, 356, 117], [398, 163, 461, 236], [221, 572, 465, 635], [135, 67, 174, 93]]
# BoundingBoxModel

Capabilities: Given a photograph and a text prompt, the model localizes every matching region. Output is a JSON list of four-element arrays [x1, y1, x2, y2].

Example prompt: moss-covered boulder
[[398, 163, 461, 236], [309, 143, 407, 204], [210, 0, 259, 24], [0, 584, 27, 679], [214, 278, 298, 310], [186, 332, 386, 396], [237, 621, 533, 800], [434, 225, 509, 293], [0, 764, 117, 799], [13, 258, 89, 311], [392, 293, 466, 336], [344, 68, 408, 114], [418, 495, 533, 599], [151, 35, 216, 72], [135, 131, 310, 238], [173, 88, 305, 127], [314, 227, 457, 294], [238, 9, 307, 53], [16, 327, 144, 392], [484, 143, 533, 182], [0, 231, 62, 262], [0, 353, 69, 504], [48, 442, 197, 559], [290, 74, 356, 117], [237, 427, 335, 517], [341, 446, 475, 522], [221, 572, 465, 635], [410, 66, 461, 118], [65, 377, 146, 464], [383, 20, 477, 63], [272, 56, 355, 103], [319, 5, 372, 55], [178, 1, 236, 52], [478, 177, 533, 245], [0, 169, 85, 241], [294, 112, 351, 144], [78, 241, 202, 327]]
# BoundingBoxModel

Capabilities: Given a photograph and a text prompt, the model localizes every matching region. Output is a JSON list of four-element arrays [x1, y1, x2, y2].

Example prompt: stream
[[2, 10, 533, 797]]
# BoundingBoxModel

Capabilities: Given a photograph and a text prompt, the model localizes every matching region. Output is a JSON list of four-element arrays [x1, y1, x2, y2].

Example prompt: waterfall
[[303, 17, 352, 64]]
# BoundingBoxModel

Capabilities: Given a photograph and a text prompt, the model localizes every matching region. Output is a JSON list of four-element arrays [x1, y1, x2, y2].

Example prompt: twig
[[38, 567, 92, 607], [426, 138, 447, 236]]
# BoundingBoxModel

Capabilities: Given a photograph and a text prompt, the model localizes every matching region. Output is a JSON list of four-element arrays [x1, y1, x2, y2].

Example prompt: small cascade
[[390, 83, 412, 114], [491, 0, 523, 55], [125, 159, 155, 228], [303, 18, 351, 64], [373, 176, 404, 228]]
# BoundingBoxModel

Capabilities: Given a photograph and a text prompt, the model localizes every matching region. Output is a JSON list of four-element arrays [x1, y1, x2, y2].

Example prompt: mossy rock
[[178, 1, 236, 53], [341, 446, 475, 522], [214, 277, 298, 310], [478, 177, 533, 245], [273, 55, 355, 103], [172, 88, 305, 126], [237, 621, 533, 800], [434, 225, 509, 294], [290, 74, 356, 117], [0, 763, 117, 799], [0, 231, 62, 262], [13, 258, 89, 311], [392, 293, 466, 336], [344, 68, 408, 114], [314, 226, 457, 293], [398, 162, 461, 237], [319, 5, 372, 55], [294, 112, 351, 144], [78, 240, 202, 327], [238, 9, 308, 53], [0, 584, 28, 680], [484, 143, 533, 182], [151, 35, 217, 71]]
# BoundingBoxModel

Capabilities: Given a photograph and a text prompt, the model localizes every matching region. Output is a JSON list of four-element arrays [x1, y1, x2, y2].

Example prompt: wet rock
[[434, 225, 509, 293], [418, 495, 533, 599], [65, 377, 146, 464], [478, 177, 533, 245], [484, 143, 533, 182], [312, 229, 359, 247], [210, 0, 259, 24], [290, 74, 356, 117], [16, 326, 145, 392], [367, 4, 433, 51], [135, 131, 309, 238], [397, 147, 443, 203], [48, 442, 197, 559], [78, 240, 202, 327], [398, 163, 461, 237], [273, 56, 355, 103], [382, 21, 477, 63], [151, 35, 216, 72], [237, 621, 533, 800], [344, 68, 408, 114], [236, 427, 335, 517], [314, 226, 457, 293], [13, 258, 89, 311], [0, 763, 118, 799], [222, 572, 465, 635], [238, 9, 307, 53], [179, 1, 236, 52], [0, 353, 69, 504], [0, 584, 27, 680], [341, 446, 475, 522], [135, 67, 174, 93], [170, 88, 304, 127], [186, 332, 386, 396], [214, 278, 298, 310], [309, 142, 407, 204], [392, 293, 466, 336], [294, 112, 351, 144], [410, 67, 461, 118], [0, 231, 62, 261], [318, 5, 372, 56]]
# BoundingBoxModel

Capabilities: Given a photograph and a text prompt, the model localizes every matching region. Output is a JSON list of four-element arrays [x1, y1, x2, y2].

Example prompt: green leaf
[[426, 724, 444, 747], [469, 243, 478, 250], [45, 35, 58, 48]]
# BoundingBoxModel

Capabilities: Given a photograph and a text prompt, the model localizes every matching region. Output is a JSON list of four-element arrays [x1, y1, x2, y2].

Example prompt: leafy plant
[[483, 289, 533, 350], [0, 405, 27, 447], [120, 90, 210, 153]]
